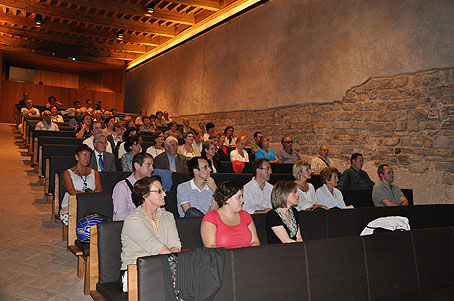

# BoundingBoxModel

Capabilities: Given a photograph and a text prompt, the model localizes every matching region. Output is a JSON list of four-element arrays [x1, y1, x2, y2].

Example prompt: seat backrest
[[326, 208, 366, 238], [219, 161, 234, 173], [298, 210, 328, 240], [269, 163, 293, 174], [98, 171, 132, 193], [429, 204, 454, 227], [137, 255, 166, 301], [164, 190, 178, 218], [32, 130, 75, 153], [76, 193, 113, 222], [268, 173, 294, 184], [48, 156, 76, 194], [97, 221, 124, 283], [362, 231, 419, 299], [251, 213, 268, 244], [402, 189, 414, 205], [340, 189, 373, 208], [42, 144, 78, 175], [175, 217, 203, 249]]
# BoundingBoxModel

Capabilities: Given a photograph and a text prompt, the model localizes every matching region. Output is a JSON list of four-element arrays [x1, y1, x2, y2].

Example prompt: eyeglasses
[[94, 141, 107, 145], [284, 141, 293, 144], [259, 167, 272, 171], [149, 189, 166, 194]]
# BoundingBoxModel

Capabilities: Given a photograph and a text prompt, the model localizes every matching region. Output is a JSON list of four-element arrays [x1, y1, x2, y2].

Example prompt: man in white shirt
[[19, 99, 40, 134], [243, 158, 273, 214], [35, 110, 59, 131], [88, 134, 116, 172], [83, 121, 113, 153], [177, 157, 217, 217]]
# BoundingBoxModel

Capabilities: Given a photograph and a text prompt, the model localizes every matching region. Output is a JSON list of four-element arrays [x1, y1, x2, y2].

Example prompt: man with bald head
[[180, 117, 195, 135], [69, 109, 83, 127], [35, 110, 59, 131], [311, 145, 333, 174]]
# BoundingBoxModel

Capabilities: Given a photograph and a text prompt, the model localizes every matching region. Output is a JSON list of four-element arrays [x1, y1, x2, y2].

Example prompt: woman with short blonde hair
[[293, 160, 328, 211]]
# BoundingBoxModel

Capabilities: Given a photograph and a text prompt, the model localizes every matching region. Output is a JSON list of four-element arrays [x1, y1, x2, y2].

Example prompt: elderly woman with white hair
[[153, 136, 188, 172]]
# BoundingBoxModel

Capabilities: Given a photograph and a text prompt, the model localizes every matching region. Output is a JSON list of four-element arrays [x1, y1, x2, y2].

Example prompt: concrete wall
[[125, 0, 454, 114]]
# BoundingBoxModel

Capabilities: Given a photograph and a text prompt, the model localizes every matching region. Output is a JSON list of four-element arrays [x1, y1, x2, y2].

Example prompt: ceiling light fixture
[[35, 14, 43, 25], [118, 29, 125, 38]]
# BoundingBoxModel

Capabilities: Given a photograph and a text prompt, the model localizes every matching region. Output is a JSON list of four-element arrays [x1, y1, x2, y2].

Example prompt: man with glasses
[[35, 110, 59, 131], [89, 134, 116, 172], [311, 145, 333, 174], [372, 164, 409, 207], [113, 153, 154, 221], [154, 136, 188, 172], [83, 120, 113, 153], [243, 158, 273, 214], [277, 136, 301, 163], [177, 157, 217, 217]]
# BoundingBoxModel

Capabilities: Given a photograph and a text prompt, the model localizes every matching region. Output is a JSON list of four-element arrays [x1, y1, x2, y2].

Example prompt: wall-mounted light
[[147, 2, 155, 14], [35, 14, 43, 25], [118, 29, 125, 38]]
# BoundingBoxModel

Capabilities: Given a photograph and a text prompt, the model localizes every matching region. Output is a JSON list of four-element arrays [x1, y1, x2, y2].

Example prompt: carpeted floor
[[0, 123, 91, 301]]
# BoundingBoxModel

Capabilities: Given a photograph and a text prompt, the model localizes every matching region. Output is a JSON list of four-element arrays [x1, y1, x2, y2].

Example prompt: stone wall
[[172, 67, 454, 205]]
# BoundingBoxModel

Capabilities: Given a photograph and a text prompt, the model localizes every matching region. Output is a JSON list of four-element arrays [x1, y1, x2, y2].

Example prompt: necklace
[[143, 208, 161, 232]]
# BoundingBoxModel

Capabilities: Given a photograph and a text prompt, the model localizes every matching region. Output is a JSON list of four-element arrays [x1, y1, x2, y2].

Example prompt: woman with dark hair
[[154, 111, 167, 128], [178, 131, 201, 160], [201, 140, 224, 173], [254, 136, 279, 163], [223, 126, 237, 147], [201, 181, 260, 249], [121, 176, 181, 292], [75, 113, 92, 139], [60, 144, 102, 225], [164, 121, 182, 140], [139, 116, 155, 133], [266, 181, 303, 244], [103, 116, 116, 136], [117, 127, 138, 158], [45, 96, 62, 108], [146, 130, 165, 158], [121, 137, 143, 171], [315, 167, 347, 209]]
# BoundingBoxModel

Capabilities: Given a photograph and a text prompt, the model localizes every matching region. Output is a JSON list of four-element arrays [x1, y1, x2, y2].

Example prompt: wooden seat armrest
[[68, 245, 83, 256], [89, 225, 99, 292], [128, 264, 138, 301], [67, 195, 78, 248], [53, 176, 60, 219]]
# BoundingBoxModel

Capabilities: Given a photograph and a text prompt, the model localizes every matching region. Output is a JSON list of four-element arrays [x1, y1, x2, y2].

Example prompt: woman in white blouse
[[146, 130, 165, 158], [177, 131, 201, 159], [293, 160, 328, 211], [315, 167, 347, 209], [229, 136, 249, 162]]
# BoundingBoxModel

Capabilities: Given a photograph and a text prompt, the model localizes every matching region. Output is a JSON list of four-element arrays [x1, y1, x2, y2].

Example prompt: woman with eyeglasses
[[254, 136, 279, 163], [201, 181, 260, 249], [266, 181, 303, 244], [120, 176, 181, 292], [121, 137, 143, 171], [60, 144, 102, 226], [146, 130, 165, 158]]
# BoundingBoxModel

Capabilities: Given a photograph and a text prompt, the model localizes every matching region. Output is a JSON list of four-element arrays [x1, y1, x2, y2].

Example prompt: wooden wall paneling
[[79, 70, 124, 94], [34, 70, 80, 89]]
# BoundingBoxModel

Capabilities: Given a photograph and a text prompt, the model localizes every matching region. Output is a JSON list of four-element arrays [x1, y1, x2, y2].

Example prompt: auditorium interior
[[0, 0, 453, 300]]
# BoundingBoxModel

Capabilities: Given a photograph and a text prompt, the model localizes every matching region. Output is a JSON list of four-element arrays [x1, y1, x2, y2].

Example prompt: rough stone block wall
[[173, 67, 454, 205]]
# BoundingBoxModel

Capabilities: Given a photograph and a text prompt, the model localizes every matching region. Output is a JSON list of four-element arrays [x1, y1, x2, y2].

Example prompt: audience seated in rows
[[69, 108, 83, 127], [243, 158, 273, 214], [60, 144, 102, 225], [81, 99, 94, 115], [135, 109, 147, 127], [155, 111, 167, 128], [224, 126, 237, 147], [62, 100, 81, 117], [113, 153, 154, 221], [255, 136, 279, 163], [154, 136, 188, 172], [139, 116, 155, 133], [107, 121, 125, 150], [372, 164, 409, 207], [163, 111, 172, 125], [201, 140, 224, 173], [311, 145, 333, 174], [266, 181, 303, 244], [338, 153, 375, 190], [230, 135, 249, 162], [121, 137, 143, 171], [88, 134, 116, 172], [204, 122, 216, 141], [120, 175, 181, 292], [277, 136, 301, 164], [201, 181, 260, 248], [177, 131, 201, 160], [293, 160, 327, 211], [19, 99, 40, 134], [315, 167, 347, 209], [118, 127, 138, 158], [83, 121, 113, 153], [177, 157, 217, 217], [164, 121, 182, 140], [35, 110, 59, 131], [50, 106, 63, 123]]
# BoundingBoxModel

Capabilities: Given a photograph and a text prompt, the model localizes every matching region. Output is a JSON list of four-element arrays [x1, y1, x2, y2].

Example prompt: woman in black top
[[266, 181, 303, 244], [201, 140, 224, 173]]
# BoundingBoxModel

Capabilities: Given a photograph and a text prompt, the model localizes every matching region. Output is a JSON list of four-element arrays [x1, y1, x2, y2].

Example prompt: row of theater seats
[[88, 204, 454, 300]]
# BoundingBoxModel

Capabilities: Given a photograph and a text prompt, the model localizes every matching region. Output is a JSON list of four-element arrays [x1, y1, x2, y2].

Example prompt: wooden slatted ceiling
[[0, 0, 236, 67]]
